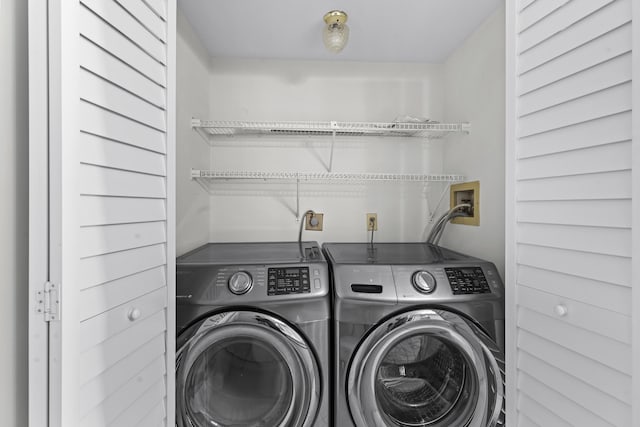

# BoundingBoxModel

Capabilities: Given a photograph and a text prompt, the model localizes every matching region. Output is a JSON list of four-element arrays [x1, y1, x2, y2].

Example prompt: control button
[[228, 271, 253, 295], [313, 269, 320, 276], [314, 279, 321, 289], [412, 271, 436, 294]]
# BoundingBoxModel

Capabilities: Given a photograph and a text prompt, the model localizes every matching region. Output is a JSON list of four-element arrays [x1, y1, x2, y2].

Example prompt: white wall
[[441, 6, 506, 278], [176, 10, 211, 256], [176, 9, 506, 255], [204, 59, 449, 243], [0, 0, 29, 424]]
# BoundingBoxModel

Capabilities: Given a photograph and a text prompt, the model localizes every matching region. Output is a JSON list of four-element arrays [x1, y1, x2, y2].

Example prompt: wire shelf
[[191, 170, 465, 183], [191, 119, 470, 142]]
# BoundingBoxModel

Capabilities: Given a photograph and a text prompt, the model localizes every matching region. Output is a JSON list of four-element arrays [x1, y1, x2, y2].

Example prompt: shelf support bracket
[[328, 121, 337, 172], [427, 182, 452, 224], [191, 118, 213, 146], [295, 175, 301, 219]]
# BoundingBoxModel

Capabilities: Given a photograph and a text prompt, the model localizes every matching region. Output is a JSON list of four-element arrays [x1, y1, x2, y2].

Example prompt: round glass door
[[348, 309, 504, 427], [375, 333, 476, 425], [177, 311, 320, 427]]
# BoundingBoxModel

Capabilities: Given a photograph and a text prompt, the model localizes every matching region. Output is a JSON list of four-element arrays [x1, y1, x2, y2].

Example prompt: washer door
[[348, 309, 504, 427], [176, 310, 321, 427]]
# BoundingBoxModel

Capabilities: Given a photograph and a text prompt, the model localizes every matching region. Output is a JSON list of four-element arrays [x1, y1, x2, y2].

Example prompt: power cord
[[298, 209, 317, 259]]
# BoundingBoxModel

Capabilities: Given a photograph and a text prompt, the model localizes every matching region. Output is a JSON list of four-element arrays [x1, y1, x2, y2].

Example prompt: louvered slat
[[518, 23, 632, 96], [142, 0, 167, 21], [518, 307, 631, 375], [81, 222, 167, 258], [517, 199, 631, 228], [518, 285, 631, 343], [79, 266, 165, 320], [80, 164, 166, 198], [518, 0, 569, 34], [79, 340, 165, 415], [80, 363, 166, 427], [134, 401, 167, 427], [79, 37, 166, 109], [81, 0, 166, 64], [115, 0, 167, 42], [79, 287, 166, 352], [519, 330, 632, 403], [79, 5, 166, 86], [106, 378, 166, 427], [79, 244, 166, 290], [518, 0, 615, 53], [80, 70, 166, 131], [517, 222, 631, 257], [81, 102, 166, 153], [517, 141, 631, 180], [518, 0, 631, 74], [518, 373, 616, 426], [79, 311, 166, 384], [80, 133, 166, 177], [518, 244, 631, 286], [518, 353, 630, 426], [517, 111, 631, 158], [517, 265, 632, 315], [518, 82, 631, 137], [81, 195, 166, 226], [518, 395, 572, 427], [517, 170, 631, 202], [518, 53, 631, 116]]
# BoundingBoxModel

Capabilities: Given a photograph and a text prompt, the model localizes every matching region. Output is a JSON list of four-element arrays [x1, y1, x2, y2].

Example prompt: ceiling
[[178, 0, 502, 63]]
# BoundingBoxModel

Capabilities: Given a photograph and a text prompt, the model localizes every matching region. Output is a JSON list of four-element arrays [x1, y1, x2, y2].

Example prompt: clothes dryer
[[176, 242, 330, 427], [324, 242, 505, 427]]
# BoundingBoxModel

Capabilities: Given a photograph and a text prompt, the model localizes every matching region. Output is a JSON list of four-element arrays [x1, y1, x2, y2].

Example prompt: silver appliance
[[176, 242, 330, 427], [324, 242, 505, 427]]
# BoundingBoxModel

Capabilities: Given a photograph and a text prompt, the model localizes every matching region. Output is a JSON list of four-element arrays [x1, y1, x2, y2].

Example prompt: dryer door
[[176, 310, 321, 427], [348, 309, 504, 427]]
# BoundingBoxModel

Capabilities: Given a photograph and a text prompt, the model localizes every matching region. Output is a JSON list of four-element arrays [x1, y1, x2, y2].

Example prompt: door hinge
[[36, 281, 60, 322]]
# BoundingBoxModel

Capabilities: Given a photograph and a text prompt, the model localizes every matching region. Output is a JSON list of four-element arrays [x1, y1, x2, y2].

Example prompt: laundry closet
[[26, 0, 639, 426], [175, 5, 506, 276]]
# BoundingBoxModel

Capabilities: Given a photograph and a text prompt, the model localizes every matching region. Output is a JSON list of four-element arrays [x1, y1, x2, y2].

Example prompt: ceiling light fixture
[[323, 10, 349, 53]]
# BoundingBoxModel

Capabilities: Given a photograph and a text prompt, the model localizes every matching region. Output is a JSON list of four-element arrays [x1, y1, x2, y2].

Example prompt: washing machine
[[323, 242, 505, 427], [175, 242, 331, 427]]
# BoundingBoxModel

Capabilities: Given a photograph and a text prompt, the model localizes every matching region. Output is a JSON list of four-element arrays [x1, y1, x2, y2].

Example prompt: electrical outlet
[[367, 213, 378, 231], [305, 212, 323, 231]]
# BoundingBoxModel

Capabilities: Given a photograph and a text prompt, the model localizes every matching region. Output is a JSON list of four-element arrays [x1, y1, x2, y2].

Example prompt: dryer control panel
[[268, 267, 311, 295], [445, 267, 491, 295]]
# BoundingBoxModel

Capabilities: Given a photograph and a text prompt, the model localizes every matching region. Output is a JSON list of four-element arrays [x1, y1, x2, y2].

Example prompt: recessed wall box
[[305, 212, 324, 231], [450, 181, 479, 226]]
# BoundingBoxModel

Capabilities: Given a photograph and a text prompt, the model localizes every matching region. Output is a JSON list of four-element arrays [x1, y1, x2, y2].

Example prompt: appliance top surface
[[322, 242, 480, 265], [177, 241, 325, 265]]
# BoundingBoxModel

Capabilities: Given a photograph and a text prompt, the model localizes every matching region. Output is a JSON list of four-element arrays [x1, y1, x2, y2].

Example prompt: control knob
[[412, 270, 436, 294], [228, 271, 253, 295]]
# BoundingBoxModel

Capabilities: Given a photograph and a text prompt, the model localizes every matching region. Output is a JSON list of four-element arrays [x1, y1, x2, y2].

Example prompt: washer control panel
[[268, 267, 311, 295], [445, 267, 491, 295]]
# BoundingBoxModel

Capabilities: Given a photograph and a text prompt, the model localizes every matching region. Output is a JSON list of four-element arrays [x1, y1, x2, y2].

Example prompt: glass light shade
[[323, 22, 349, 53]]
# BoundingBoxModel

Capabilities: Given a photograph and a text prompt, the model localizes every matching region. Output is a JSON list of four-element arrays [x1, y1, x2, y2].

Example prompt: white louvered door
[[29, 0, 176, 426], [506, 1, 638, 426]]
